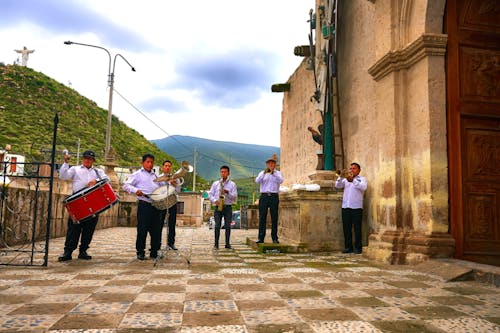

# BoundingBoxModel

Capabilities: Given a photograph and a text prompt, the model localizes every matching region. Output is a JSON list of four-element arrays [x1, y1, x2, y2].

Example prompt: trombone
[[154, 160, 193, 185]]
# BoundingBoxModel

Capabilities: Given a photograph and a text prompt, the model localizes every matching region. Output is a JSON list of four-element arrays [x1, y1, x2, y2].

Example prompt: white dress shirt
[[59, 163, 109, 193], [255, 170, 284, 193], [335, 175, 367, 209], [123, 168, 162, 203], [208, 179, 238, 205]]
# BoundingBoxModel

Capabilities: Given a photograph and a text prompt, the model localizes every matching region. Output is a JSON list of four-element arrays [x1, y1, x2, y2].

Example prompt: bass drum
[[150, 185, 177, 210], [63, 179, 119, 223]]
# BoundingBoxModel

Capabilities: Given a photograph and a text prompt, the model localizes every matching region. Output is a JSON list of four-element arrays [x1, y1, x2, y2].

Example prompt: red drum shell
[[63, 179, 118, 223]]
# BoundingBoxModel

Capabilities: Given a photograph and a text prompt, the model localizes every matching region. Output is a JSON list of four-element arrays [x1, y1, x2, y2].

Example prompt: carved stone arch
[[396, 0, 413, 48]]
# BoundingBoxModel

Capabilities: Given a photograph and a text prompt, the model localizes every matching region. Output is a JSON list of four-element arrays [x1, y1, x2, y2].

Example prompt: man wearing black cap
[[58, 150, 109, 261], [255, 153, 284, 244]]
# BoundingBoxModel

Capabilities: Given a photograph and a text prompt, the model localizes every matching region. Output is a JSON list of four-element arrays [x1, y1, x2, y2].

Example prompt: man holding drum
[[123, 153, 164, 260], [58, 150, 109, 261]]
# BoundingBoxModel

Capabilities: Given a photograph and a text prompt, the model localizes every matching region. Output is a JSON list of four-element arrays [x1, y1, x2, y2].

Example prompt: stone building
[[278, 0, 499, 265]]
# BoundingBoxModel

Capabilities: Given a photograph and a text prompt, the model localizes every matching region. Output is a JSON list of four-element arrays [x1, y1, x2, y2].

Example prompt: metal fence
[[0, 114, 58, 266]]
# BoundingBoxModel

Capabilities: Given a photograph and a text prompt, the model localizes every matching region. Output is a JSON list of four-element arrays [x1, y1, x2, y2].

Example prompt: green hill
[[0, 64, 173, 167], [153, 135, 279, 181]]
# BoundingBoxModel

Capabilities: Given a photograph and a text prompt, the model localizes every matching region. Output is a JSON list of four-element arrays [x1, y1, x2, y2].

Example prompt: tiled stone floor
[[0, 227, 499, 332]]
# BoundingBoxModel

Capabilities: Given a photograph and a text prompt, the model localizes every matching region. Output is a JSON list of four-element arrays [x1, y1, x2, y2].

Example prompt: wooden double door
[[447, 0, 500, 265]]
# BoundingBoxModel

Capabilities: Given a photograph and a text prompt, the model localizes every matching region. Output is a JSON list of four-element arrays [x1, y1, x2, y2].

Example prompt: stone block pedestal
[[278, 190, 343, 252], [307, 170, 336, 190]]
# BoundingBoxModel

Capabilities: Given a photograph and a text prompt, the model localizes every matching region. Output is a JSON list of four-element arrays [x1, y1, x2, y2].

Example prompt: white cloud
[[0, 0, 314, 147]]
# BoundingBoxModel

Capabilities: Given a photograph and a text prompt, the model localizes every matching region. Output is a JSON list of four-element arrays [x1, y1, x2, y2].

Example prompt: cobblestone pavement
[[0, 227, 499, 332]]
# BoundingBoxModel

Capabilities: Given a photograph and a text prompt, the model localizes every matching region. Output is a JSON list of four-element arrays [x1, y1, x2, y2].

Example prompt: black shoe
[[78, 251, 92, 260], [213, 245, 219, 250], [354, 249, 362, 254], [342, 248, 353, 254], [58, 253, 72, 262], [273, 240, 279, 244], [255, 240, 264, 244], [150, 252, 158, 259], [225, 244, 232, 249], [168, 244, 178, 251], [137, 254, 146, 260]]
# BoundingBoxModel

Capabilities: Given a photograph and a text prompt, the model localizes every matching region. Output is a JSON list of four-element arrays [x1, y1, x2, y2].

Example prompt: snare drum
[[150, 185, 177, 210], [64, 179, 119, 223]]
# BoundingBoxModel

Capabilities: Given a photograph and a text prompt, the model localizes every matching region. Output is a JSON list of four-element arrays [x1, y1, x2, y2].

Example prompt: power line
[[113, 88, 272, 171]]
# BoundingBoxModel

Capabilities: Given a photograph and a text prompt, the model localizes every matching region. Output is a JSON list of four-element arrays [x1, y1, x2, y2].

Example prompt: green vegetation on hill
[[153, 135, 279, 181], [0, 64, 172, 167]]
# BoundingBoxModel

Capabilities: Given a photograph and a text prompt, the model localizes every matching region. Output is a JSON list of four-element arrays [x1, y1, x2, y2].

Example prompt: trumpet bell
[[181, 161, 193, 172], [154, 160, 193, 183], [335, 169, 351, 178]]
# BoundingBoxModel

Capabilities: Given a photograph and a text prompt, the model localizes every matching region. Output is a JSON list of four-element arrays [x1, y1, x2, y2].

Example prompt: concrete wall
[[0, 179, 119, 246], [0, 180, 203, 247]]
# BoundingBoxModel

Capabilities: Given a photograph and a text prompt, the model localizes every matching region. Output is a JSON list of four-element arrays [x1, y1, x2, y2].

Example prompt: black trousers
[[258, 193, 279, 242], [63, 215, 98, 254], [214, 205, 232, 246], [341, 208, 363, 251], [136, 201, 163, 256], [160, 204, 177, 247]]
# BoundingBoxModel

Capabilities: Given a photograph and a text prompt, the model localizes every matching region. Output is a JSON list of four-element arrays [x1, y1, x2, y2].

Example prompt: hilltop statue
[[14, 46, 35, 66]]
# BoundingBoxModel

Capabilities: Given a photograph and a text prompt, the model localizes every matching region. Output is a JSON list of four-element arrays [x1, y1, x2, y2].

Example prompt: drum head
[[150, 185, 174, 201]]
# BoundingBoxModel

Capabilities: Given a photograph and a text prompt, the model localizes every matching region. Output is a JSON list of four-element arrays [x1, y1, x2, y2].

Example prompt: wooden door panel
[[459, 47, 500, 104], [461, 115, 500, 263], [448, 0, 500, 266]]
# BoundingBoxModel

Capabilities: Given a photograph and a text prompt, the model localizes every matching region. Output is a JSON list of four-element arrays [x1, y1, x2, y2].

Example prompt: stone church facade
[[279, 0, 500, 265]]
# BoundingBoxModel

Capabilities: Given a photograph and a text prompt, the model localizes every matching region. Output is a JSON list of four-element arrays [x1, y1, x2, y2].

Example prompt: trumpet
[[264, 168, 273, 174], [155, 160, 193, 185], [335, 169, 352, 178]]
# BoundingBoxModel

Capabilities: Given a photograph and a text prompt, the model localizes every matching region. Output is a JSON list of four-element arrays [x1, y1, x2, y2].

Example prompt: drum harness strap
[[93, 168, 102, 181]]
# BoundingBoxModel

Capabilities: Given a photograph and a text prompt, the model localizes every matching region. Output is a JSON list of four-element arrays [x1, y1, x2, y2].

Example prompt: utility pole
[[192, 146, 197, 191], [76, 138, 81, 165]]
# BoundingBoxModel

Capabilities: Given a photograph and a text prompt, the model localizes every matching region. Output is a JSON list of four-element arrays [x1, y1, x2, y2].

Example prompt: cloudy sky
[[0, 0, 314, 147]]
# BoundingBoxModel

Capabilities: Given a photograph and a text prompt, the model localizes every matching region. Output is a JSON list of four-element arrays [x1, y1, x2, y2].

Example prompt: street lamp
[[63, 41, 135, 161]]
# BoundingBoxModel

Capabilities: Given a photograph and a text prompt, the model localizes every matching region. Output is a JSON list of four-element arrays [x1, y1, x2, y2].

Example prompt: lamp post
[[63, 41, 136, 161]]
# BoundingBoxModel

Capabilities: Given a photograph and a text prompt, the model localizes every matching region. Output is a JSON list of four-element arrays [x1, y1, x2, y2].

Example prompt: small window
[[10, 157, 17, 172], [177, 202, 185, 214]]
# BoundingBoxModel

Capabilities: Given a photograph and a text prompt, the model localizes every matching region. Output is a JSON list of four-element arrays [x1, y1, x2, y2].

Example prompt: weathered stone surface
[[278, 190, 344, 251]]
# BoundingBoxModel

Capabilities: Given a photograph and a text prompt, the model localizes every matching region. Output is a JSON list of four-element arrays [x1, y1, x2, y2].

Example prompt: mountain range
[[152, 135, 279, 181]]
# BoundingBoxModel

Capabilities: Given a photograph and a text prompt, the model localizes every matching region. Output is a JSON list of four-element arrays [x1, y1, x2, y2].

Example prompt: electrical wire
[[113, 87, 269, 172]]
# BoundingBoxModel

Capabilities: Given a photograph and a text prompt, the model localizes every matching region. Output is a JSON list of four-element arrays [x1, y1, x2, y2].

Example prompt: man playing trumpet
[[335, 162, 367, 254], [255, 154, 284, 244]]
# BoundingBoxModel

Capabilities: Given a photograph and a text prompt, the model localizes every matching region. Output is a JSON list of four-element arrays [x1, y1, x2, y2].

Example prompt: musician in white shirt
[[255, 154, 284, 244], [58, 150, 109, 261], [123, 153, 164, 260], [334, 162, 367, 254], [208, 166, 237, 249], [158, 160, 181, 251]]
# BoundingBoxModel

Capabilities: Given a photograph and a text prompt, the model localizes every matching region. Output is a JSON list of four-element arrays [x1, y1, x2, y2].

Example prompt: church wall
[[280, 60, 321, 187], [336, 0, 378, 237], [279, 0, 452, 263]]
